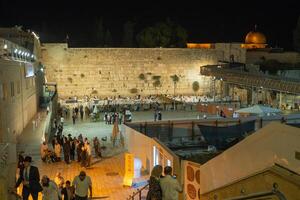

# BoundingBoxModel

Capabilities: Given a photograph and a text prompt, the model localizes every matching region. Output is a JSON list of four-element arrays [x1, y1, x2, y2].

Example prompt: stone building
[[0, 27, 43, 142]]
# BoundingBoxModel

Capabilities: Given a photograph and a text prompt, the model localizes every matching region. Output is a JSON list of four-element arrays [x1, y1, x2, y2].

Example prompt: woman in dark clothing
[[146, 165, 163, 200]]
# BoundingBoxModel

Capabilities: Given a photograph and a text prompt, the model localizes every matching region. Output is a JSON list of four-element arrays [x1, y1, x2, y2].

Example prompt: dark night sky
[[0, 0, 299, 49]]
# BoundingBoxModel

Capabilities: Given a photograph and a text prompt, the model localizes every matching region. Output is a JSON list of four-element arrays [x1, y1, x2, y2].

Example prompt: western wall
[[41, 43, 246, 98]]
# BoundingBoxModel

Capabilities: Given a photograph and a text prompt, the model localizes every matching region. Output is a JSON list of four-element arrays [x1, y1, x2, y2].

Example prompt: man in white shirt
[[160, 166, 182, 200], [72, 171, 92, 200], [41, 175, 60, 200]]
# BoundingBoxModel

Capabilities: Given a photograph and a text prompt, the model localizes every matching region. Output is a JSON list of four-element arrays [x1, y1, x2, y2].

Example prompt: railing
[[225, 184, 287, 200], [43, 91, 58, 143], [0, 143, 9, 171], [127, 183, 149, 200], [200, 65, 300, 94]]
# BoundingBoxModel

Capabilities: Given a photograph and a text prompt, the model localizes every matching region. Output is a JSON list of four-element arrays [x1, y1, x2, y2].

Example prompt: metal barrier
[[127, 183, 149, 200]]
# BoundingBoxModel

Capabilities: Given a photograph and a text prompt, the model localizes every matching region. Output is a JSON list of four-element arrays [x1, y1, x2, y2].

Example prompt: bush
[[192, 81, 200, 92], [130, 88, 138, 94]]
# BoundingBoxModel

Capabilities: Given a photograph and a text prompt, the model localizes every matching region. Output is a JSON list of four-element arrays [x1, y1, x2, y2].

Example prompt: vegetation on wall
[[67, 77, 73, 83], [91, 90, 98, 94], [138, 73, 146, 80], [152, 75, 161, 80], [192, 81, 200, 93], [130, 88, 138, 94]]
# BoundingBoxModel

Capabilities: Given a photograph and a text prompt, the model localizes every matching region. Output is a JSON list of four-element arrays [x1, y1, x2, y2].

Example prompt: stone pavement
[[16, 109, 201, 200]]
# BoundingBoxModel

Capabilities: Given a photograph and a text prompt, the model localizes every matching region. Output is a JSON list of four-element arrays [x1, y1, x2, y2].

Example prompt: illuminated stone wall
[[42, 43, 246, 98]]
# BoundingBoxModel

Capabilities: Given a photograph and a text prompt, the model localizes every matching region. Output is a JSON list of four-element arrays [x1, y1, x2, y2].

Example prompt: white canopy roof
[[235, 105, 281, 116]]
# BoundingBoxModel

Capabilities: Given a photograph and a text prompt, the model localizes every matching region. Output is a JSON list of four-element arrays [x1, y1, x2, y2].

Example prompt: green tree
[[95, 18, 105, 47], [122, 21, 135, 47], [136, 19, 188, 48], [293, 16, 300, 52], [104, 29, 113, 47], [136, 27, 157, 47], [174, 24, 188, 47]]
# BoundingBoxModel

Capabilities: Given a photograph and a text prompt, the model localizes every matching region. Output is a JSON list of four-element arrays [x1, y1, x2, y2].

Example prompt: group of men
[[14, 155, 92, 200]]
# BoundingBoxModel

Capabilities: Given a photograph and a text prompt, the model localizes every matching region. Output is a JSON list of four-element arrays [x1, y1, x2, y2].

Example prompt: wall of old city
[[42, 43, 246, 98]]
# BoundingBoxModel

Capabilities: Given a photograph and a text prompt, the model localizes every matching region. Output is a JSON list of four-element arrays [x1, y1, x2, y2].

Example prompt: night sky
[[0, 0, 299, 49]]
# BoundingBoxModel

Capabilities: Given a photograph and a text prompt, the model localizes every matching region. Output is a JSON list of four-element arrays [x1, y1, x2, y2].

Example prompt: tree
[[104, 29, 113, 47], [136, 19, 188, 48], [95, 18, 105, 47], [293, 16, 300, 52], [136, 27, 157, 47], [122, 21, 135, 47], [174, 24, 188, 47]]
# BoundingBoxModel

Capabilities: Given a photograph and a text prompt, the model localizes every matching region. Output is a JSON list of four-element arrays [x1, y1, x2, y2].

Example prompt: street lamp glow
[[3, 44, 7, 49]]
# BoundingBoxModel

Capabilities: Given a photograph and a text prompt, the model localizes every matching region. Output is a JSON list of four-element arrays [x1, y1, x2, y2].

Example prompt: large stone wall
[[42, 43, 246, 98]]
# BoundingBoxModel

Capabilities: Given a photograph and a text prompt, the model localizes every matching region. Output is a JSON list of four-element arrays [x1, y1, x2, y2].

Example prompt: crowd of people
[[40, 133, 103, 168], [14, 155, 92, 200]]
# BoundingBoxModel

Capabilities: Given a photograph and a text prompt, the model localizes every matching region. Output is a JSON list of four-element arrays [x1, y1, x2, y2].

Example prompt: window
[[0, 83, 3, 100], [10, 82, 15, 97], [2, 83, 8, 100], [17, 81, 20, 94]]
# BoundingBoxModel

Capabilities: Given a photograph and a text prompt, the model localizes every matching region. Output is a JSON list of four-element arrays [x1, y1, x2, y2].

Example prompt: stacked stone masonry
[[42, 43, 246, 98]]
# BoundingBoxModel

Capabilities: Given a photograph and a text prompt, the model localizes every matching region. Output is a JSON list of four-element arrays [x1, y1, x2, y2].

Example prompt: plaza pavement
[[16, 110, 200, 200]]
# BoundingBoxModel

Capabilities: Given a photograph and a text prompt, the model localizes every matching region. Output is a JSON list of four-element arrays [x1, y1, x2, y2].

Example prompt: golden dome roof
[[245, 31, 266, 44]]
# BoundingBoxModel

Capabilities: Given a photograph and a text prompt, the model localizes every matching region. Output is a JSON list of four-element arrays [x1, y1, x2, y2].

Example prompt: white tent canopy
[[235, 105, 281, 116]]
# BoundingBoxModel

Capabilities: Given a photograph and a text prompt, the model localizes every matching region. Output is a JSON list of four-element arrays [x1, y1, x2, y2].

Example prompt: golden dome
[[245, 31, 266, 44]]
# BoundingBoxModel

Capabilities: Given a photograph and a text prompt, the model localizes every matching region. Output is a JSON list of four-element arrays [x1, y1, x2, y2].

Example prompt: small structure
[[235, 104, 281, 117]]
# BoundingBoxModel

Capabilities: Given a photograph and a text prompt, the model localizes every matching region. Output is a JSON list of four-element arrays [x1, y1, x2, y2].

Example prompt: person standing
[[55, 141, 62, 162], [40, 141, 49, 162], [85, 142, 92, 167], [158, 111, 162, 121], [72, 171, 92, 200], [93, 137, 102, 158], [70, 137, 76, 161], [72, 112, 76, 125], [160, 166, 182, 200], [61, 180, 75, 200], [60, 116, 64, 126], [41, 175, 60, 200], [63, 137, 71, 164], [76, 140, 83, 163], [80, 105, 84, 120], [146, 165, 163, 200], [154, 110, 158, 121], [15, 156, 43, 200]]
